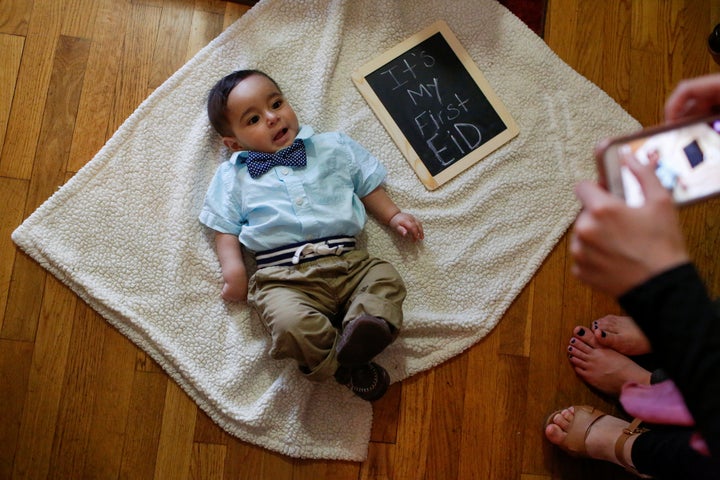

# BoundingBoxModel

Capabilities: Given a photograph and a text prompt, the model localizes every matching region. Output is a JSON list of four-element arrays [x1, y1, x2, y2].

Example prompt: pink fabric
[[621, 379, 710, 456]]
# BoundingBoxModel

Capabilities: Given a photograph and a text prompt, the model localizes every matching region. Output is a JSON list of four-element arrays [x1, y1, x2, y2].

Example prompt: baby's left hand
[[389, 212, 424, 242]]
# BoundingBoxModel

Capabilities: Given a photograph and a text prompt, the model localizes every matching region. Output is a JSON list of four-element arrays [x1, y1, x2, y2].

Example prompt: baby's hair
[[207, 69, 281, 137]]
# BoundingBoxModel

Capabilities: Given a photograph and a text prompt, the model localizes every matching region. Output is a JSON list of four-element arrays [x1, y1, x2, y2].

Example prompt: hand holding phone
[[597, 114, 720, 206]]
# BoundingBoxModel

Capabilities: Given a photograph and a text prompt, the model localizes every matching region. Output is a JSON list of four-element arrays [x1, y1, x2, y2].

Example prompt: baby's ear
[[222, 137, 243, 151]]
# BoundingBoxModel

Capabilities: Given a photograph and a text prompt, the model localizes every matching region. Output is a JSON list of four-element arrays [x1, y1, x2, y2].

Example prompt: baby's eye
[[248, 115, 260, 125], [272, 99, 283, 109]]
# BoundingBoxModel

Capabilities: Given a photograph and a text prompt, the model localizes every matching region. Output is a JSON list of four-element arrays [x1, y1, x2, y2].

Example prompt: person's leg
[[249, 266, 339, 381], [567, 326, 652, 395], [545, 406, 648, 476], [334, 250, 406, 365], [340, 250, 406, 331], [545, 406, 720, 479]]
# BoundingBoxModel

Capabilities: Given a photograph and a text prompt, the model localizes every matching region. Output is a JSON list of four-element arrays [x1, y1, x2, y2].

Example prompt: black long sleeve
[[620, 263, 720, 458]]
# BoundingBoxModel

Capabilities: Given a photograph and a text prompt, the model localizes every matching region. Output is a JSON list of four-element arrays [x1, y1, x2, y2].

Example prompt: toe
[[574, 326, 600, 347]]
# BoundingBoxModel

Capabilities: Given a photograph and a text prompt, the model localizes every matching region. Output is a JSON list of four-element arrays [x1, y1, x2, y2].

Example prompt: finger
[[664, 74, 720, 122], [622, 151, 669, 203], [574, 180, 616, 210]]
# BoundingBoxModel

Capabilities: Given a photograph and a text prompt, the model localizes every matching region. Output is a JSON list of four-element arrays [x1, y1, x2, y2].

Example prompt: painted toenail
[[568, 346, 573, 352], [601, 331, 607, 338], [578, 328, 585, 336], [570, 338, 575, 344]]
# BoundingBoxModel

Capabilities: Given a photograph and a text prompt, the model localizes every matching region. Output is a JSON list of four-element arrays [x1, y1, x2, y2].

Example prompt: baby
[[200, 70, 423, 400]]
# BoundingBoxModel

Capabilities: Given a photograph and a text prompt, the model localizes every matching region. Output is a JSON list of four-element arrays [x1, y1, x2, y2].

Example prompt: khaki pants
[[248, 249, 405, 381]]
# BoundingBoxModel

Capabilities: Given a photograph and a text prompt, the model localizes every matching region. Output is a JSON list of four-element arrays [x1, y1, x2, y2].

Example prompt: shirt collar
[[230, 125, 314, 166]]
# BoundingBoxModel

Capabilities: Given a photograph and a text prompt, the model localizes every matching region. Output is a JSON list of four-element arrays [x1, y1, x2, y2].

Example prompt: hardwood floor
[[1, 0, 718, 478]]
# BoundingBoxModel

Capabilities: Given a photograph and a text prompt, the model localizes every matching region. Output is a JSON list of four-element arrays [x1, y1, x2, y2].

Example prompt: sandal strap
[[614, 418, 652, 478]]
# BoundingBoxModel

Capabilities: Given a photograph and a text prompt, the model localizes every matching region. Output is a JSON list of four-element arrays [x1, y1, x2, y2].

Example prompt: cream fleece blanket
[[12, 0, 639, 461]]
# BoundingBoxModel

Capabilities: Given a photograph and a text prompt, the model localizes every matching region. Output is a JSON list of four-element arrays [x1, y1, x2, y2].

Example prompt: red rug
[[498, 0, 547, 36], [230, 0, 547, 37]]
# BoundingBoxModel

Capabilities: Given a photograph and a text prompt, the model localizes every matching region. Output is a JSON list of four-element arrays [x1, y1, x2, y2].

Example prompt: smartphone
[[597, 114, 720, 206]]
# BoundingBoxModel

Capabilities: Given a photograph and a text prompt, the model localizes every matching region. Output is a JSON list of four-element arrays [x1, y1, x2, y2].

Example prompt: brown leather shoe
[[336, 314, 393, 366]]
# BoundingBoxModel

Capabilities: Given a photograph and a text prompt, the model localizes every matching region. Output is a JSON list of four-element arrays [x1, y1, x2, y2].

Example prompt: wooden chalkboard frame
[[352, 20, 519, 190]]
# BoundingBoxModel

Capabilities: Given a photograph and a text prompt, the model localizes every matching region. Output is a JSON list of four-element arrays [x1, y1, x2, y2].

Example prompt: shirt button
[[295, 197, 303, 205], [280, 167, 289, 175]]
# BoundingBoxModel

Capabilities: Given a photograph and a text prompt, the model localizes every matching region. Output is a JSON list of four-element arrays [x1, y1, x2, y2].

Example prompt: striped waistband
[[255, 236, 356, 269]]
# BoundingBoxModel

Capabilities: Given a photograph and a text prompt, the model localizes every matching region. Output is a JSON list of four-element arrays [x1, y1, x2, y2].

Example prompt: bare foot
[[568, 326, 651, 396], [592, 315, 652, 356], [545, 406, 640, 469]]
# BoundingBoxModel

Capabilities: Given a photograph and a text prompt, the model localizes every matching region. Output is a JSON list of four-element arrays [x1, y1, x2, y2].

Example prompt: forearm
[[361, 186, 424, 241], [361, 186, 400, 225], [215, 232, 248, 301]]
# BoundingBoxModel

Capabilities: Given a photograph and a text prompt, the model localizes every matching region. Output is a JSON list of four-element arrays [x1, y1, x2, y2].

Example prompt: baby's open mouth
[[274, 128, 288, 142]]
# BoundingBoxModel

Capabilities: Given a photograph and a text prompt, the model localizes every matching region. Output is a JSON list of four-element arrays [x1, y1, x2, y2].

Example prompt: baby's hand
[[389, 212, 424, 242]]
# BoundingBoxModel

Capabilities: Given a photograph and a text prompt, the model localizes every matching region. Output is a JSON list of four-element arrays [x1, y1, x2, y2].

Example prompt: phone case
[[595, 114, 720, 206]]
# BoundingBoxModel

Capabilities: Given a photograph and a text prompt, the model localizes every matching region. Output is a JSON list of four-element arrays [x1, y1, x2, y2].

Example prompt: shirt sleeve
[[619, 263, 720, 457], [198, 162, 244, 235], [338, 133, 387, 198]]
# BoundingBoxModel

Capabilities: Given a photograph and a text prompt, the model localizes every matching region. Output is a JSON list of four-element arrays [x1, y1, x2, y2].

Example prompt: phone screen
[[603, 117, 720, 206]]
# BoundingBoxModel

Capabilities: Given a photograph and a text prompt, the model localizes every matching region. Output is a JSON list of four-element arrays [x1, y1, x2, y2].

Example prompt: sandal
[[545, 405, 652, 478]]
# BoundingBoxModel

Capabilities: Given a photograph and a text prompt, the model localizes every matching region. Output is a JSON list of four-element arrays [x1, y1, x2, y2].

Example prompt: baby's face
[[222, 74, 299, 153]]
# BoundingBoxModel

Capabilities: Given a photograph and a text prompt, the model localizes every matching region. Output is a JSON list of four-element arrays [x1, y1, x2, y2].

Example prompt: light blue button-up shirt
[[199, 126, 387, 252]]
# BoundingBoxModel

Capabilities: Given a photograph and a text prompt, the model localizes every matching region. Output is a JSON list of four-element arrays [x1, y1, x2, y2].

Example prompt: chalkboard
[[353, 21, 519, 190]]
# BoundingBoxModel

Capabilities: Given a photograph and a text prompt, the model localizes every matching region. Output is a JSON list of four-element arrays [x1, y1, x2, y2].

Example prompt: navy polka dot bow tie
[[245, 139, 307, 179]]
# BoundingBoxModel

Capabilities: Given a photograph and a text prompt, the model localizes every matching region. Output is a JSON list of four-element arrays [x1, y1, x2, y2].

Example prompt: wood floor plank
[[519, 240, 568, 476], [0, 177, 27, 332], [359, 442, 394, 480], [80, 324, 138, 480], [190, 443, 226, 480], [108, 3, 161, 134], [222, 2, 250, 29], [369, 381, 401, 443], [0, 0, 31, 36], [424, 353, 468, 480], [0, 33, 24, 155], [186, 8, 225, 61], [456, 333, 500, 480], [0, 0, 64, 179], [326, 461, 362, 480], [0, 339, 34, 479], [376, 370, 434, 480], [118, 371, 168, 480], [193, 410, 228, 445], [542, 0, 578, 66], [46, 302, 107, 479], [68, 0, 131, 173], [60, 0, 100, 39], [488, 354, 530, 480], [223, 440, 267, 480], [11, 277, 78, 479], [497, 280, 533, 357], [600, 0, 632, 106], [153, 381, 198, 480], [149, 0, 195, 89]]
